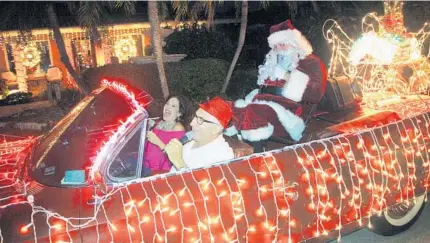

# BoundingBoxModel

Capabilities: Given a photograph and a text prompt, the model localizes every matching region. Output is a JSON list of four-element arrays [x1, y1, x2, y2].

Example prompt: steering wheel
[[108, 155, 136, 178]]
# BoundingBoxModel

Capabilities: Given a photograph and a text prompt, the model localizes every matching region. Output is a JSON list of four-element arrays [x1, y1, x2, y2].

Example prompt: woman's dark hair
[[166, 94, 195, 130]]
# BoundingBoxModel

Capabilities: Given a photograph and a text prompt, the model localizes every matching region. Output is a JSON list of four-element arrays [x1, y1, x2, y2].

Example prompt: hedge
[[164, 28, 235, 61], [81, 58, 259, 108], [166, 58, 230, 102]]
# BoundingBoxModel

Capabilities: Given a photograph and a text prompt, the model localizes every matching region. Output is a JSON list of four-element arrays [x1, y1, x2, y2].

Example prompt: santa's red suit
[[226, 20, 327, 142]]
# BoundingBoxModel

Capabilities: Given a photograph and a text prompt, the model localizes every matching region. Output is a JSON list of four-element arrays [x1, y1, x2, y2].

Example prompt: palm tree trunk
[[148, 1, 170, 100], [311, 1, 319, 14], [221, 0, 248, 94], [207, 1, 215, 31], [288, 2, 297, 21], [47, 4, 89, 95]]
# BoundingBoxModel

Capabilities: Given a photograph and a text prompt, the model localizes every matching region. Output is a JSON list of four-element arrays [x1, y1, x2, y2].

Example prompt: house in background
[[0, 18, 239, 97]]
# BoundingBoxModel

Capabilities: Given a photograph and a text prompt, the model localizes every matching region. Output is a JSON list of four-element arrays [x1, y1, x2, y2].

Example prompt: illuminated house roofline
[[0, 18, 240, 37]]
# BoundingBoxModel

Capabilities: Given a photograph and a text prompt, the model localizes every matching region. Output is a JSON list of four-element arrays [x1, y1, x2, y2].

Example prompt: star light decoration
[[0, 78, 428, 243], [323, 1, 430, 100]]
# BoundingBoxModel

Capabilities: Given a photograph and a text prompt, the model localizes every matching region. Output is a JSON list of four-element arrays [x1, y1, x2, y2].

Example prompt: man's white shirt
[[170, 135, 234, 172]]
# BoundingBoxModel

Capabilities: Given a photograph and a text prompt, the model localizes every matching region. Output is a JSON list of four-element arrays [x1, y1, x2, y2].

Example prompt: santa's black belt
[[259, 86, 284, 96]]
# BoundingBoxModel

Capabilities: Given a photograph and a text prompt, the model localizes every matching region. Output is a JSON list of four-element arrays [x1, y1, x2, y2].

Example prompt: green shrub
[[81, 59, 257, 105], [165, 28, 235, 61], [166, 58, 229, 102], [226, 68, 259, 100]]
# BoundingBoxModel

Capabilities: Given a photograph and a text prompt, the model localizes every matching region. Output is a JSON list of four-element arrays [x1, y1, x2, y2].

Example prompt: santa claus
[[225, 20, 327, 142]]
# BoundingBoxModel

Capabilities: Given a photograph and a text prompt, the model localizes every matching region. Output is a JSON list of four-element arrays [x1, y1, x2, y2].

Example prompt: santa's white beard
[[257, 49, 301, 85]]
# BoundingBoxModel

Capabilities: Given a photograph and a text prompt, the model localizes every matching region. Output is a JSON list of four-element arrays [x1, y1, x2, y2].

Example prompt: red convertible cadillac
[[0, 73, 429, 243]]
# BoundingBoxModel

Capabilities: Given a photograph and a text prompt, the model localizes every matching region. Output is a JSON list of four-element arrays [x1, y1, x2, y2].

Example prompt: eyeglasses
[[194, 115, 219, 125]]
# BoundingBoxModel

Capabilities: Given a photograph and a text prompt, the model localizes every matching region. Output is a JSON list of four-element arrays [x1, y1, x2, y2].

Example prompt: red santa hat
[[199, 97, 232, 128], [267, 20, 313, 57]]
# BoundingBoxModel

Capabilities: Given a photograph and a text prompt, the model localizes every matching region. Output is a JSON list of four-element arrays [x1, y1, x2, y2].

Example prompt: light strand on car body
[[343, 136, 366, 226], [355, 133, 379, 224], [213, 168, 243, 243], [321, 140, 344, 242], [406, 117, 426, 204], [369, 131, 389, 219], [224, 162, 250, 240], [259, 155, 282, 241], [163, 174, 187, 243], [376, 126, 402, 203], [118, 189, 137, 243], [419, 114, 430, 201], [188, 167, 217, 241], [200, 168, 233, 242], [300, 145, 327, 237], [395, 121, 416, 206], [245, 157, 271, 237], [263, 153, 294, 243], [137, 181, 158, 242], [176, 172, 204, 242]]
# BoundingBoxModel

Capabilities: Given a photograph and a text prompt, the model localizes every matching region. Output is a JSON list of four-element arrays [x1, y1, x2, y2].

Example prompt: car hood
[[28, 83, 150, 187]]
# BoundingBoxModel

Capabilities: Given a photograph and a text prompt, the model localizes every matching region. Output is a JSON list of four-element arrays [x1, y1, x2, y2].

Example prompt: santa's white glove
[[274, 65, 287, 80]]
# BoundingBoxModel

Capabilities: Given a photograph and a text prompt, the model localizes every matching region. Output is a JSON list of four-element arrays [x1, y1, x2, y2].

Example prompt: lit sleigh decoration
[[323, 1, 430, 101]]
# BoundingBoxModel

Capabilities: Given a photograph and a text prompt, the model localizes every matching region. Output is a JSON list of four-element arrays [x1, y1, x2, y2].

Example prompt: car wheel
[[369, 194, 426, 236]]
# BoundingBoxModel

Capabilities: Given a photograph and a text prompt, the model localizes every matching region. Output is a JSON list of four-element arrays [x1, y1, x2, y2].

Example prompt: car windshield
[[28, 87, 141, 187]]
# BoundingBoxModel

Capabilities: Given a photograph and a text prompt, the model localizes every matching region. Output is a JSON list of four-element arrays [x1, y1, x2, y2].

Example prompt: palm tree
[[172, 1, 219, 31], [148, 1, 170, 100], [47, 1, 136, 95], [221, 0, 248, 94], [70, 2, 136, 41], [47, 4, 89, 94]]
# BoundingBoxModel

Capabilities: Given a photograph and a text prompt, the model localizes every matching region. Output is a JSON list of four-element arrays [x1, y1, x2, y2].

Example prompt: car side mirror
[[93, 171, 107, 195]]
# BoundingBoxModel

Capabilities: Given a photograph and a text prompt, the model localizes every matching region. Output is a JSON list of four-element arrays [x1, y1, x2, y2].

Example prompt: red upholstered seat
[[224, 135, 254, 158]]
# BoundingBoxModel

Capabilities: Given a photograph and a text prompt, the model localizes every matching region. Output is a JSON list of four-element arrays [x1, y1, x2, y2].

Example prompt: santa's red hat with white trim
[[267, 20, 313, 58]]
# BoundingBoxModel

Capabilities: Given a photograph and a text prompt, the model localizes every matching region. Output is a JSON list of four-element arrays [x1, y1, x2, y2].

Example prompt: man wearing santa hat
[[165, 97, 235, 171], [226, 20, 327, 144]]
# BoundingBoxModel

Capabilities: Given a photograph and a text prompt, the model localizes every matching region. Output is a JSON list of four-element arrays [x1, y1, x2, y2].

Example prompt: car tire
[[369, 194, 426, 236]]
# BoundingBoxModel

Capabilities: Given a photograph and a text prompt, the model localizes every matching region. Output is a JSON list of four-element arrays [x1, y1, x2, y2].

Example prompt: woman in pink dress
[[143, 94, 193, 176]]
